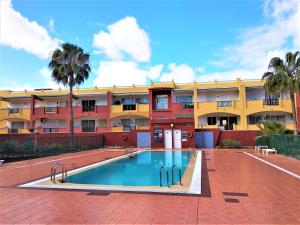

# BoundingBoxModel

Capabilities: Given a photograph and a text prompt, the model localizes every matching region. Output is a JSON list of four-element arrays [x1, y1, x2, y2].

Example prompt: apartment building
[[0, 79, 298, 148]]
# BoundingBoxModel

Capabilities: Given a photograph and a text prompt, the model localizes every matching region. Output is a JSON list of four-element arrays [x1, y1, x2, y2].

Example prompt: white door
[[173, 129, 182, 149], [164, 130, 172, 149]]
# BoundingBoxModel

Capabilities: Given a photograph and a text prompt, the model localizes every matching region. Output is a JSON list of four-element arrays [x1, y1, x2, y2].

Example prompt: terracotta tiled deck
[[0, 148, 299, 224]]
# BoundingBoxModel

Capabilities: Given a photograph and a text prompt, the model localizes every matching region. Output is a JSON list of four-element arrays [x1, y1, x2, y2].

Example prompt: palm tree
[[257, 121, 288, 136], [262, 51, 300, 135], [49, 43, 90, 148]]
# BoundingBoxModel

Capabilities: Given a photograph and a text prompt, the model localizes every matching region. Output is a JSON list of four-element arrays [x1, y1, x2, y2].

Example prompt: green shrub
[[49, 143, 64, 151], [0, 139, 20, 154], [221, 139, 241, 148], [22, 140, 35, 153]]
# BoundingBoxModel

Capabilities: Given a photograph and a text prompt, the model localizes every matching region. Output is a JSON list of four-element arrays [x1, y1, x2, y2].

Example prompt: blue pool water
[[67, 151, 191, 187]]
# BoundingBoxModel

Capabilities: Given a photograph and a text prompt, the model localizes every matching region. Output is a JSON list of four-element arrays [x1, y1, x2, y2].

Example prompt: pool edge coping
[[19, 150, 202, 195]]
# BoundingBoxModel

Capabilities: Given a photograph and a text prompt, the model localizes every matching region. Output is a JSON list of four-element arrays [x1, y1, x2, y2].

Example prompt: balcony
[[111, 126, 123, 132], [217, 100, 232, 107], [8, 108, 20, 114], [196, 100, 241, 116], [246, 123, 294, 130], [8, 128, 29, 134], [123, 104, 136, 111], [263, 99, 279, 106], [111, 104, 149, 118], [43, 128, 68, 133], [32, 107, 68, 120], [44, 107, 57, 113], [73, 105, 109, 119], [136, 125, 150, 130], [0, 108, 30, 121], [246, 99, 292, 115]]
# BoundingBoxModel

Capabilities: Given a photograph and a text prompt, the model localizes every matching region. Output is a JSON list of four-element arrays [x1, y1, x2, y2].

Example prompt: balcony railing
[[180, 102, 194, 109], [123, 104, 136, 111], [8, 128, 19, 133], [217, 101, 232, 107], [82, 127, 95, 132], [44, 128, 58, 133], [45, 107, 57, 113], [82, 105, 95, 112], [263, 99, 279, 106], [8, 108, 20, 114]]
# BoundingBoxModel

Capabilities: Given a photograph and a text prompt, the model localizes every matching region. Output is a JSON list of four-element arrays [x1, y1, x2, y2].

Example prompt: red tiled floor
[[249, 150, 300, 176], [0, 148, 299, 224]]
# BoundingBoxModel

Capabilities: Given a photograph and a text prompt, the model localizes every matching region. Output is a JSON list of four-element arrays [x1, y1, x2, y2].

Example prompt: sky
[[0, 0, 299, 90]]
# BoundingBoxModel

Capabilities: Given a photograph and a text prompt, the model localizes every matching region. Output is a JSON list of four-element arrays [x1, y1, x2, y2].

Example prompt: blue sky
[[0, 0, 299, 90]]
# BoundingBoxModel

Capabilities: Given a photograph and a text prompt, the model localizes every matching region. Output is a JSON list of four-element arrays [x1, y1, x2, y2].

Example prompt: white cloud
[[160, 63, 197, 83], [196, 66, 205, 73], [94, 61, 163, 87], [39, 67, 64, 89], [93, 17, 151, 62], [48, 18, 55, 32], [203, 0, 300, 82], [0, 0, 60, 59]]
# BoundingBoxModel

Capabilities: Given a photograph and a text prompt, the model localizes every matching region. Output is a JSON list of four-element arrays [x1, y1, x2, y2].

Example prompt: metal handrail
[[160, 166, 164, 187], [172, 165, 182, 185], [50, 162, 67, 183], [188, 149, 196, 158], [160, 166, 170, 187]]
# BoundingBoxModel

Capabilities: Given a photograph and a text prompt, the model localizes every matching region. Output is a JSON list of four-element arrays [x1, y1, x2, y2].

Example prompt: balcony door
[[81, 120, 95, 132], [156, 95, 168, 110], [82, 100, 95, 112]]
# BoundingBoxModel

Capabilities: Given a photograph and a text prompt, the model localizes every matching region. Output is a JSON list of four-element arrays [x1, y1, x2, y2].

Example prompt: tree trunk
[[290, 92, 298, 135], [69, 81, 74, 149]]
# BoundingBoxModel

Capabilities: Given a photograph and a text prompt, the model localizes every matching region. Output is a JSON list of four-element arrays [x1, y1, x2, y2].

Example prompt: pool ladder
[[160, 166, 182, 187], [50, 162, 68, 183], [124, 147, 135, 158], [188, 149, 196, 158]]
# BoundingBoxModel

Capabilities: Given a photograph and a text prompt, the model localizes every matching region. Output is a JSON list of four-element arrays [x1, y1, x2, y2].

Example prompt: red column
[[29, 95, 35, 129], [107, 91, 112, 131]]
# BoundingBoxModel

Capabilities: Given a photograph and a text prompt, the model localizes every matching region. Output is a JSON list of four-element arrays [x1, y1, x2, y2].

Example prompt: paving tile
[[0, 149, 299, 224]]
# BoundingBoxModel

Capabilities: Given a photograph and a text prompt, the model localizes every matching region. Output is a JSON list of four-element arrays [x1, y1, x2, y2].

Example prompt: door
[[195, 131, 214, 148], [164, 130, 172, 149], [173, 129, 182, 149], [137, 132, 151, 148]]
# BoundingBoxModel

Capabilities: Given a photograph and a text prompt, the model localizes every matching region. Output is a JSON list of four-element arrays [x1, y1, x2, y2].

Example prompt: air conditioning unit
[[41, 118, 46, 123]]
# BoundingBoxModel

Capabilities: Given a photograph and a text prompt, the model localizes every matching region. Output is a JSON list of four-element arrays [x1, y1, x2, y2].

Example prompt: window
[[207, 117, 217, 125], [82, 100, 95, 112], [59, 101, 68, 107], [123, 104, 136, 111], [98, 119, 107, 128], [175, 96, 193, 103], [136, 97, 149, 104], [122, 98, 134, 104], [8, 108, 19, 114], [153, 129, 163, 143], [10, 122, 24, 133], [136, 119, 149, 126], [249, 116, 262, 124], [156, 95, 168, 109], [217, 101, 232, 107], [81, 120, 95, 132], [265, 115, 285, 122]]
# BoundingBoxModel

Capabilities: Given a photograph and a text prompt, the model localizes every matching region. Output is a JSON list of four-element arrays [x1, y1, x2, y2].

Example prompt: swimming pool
[[20, 150, 202, 195], [68, 151, 189, 187]]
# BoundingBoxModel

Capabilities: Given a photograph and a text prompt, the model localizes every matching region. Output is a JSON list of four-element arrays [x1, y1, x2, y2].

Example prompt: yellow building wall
[[0, 79, 296, 132]]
